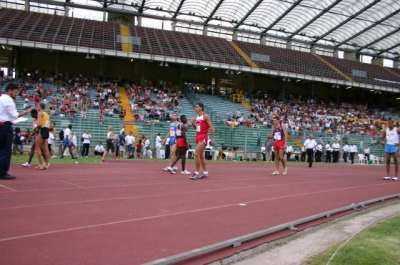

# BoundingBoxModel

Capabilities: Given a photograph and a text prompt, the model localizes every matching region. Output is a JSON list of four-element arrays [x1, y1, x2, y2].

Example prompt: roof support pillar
[[310, 45, 317, 55], [25, 0, 30, 11], [286, 41, 293, 50], [203, 26, 208, 36], [171, 21, 177, 31], [260, 36, 266, 45], [232, 31, 238, 41], [333, 50, 340, 58], [137, 16, 142, 27], [344, 51, 360, 62], [371, 57, 384, 67], [394, 60, 399, 69]]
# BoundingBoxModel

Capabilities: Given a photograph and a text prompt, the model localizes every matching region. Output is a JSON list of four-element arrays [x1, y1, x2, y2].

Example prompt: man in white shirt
[[94, 142, 105, 157], [285, 144, 293, 161], [125, 131, 135, 158], [363, 146, 371, 161], [325, 141, 333, 163], [261, 144, 266, 161], [315, 141, 323, 162], [0, 83, 34, 179], [342, 143, 349, 163], [332, 140, 341, 163], [81, 130, 91, 157], [155, 133, 162, 159], [304, 134, 317, 168], [349, 143, 358, 164]]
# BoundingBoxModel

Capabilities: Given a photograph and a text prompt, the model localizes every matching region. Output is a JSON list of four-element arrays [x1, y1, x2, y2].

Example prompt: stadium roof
[[2, 0, 400, 60]]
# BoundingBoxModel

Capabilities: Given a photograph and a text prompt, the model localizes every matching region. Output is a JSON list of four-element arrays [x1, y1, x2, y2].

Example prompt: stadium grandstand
[[0, 0, 399, 156], [2, 1, 400, 265]]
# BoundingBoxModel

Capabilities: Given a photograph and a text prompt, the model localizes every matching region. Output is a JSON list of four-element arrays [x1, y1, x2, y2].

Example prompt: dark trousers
[[364, 153, 370, 161], [343, 152, 348, 163], [165, 144, 170, 159], [0, 122, 13, 176], [315, 151, 322, 162], [307, 149, 314, 167], [94, 151, 104, 156], [301, 151, 306, 162], [350, 152, 355, 164], [81, 143, 90, 157], [262, 153, 266, 161], [326, 151, 332, 163], [332, 151, 339, 163]]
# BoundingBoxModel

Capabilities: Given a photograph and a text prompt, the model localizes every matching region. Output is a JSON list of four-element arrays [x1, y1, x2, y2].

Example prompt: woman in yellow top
[[35, 103, 51, 170]]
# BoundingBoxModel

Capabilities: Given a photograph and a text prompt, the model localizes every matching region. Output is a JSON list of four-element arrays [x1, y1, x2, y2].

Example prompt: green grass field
[[10, 154, 100, 165], [304, 215, 400, 265]]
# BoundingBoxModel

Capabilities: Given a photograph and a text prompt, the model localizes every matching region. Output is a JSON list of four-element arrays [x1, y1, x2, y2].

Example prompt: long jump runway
[[0, 161, 398, 264]]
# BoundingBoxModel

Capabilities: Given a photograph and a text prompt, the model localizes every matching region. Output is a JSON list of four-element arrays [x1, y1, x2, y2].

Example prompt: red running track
[[0, 161, 398, 265]]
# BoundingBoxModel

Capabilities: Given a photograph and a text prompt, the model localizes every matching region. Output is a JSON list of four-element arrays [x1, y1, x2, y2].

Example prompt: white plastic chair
[[358, 154, 367, 164], [370, 154, 379, 165], [224, 152, 234, 160]]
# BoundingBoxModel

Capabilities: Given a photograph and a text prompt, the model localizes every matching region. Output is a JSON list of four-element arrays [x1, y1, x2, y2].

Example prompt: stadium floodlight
[[1, 45, 5, 49], [237, 72, 241, 74], [130, 59, 134, 62], [160, 62, 164, 66], [204, 68, 207, 70], [85, 54, 90, 59], [230, 71, 234, 75], [225, 70, 229, 74], [91, 55, 95, 59], [165, 63, 169, 67], [370, 89, 374, 92], [296, 79, 301, 82], [346, 86, 352, 89]]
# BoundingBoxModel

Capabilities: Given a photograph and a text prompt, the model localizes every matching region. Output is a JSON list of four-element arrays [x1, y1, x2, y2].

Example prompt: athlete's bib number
[[196, 125, 201, 132], [274, 132, 281, 140], [176, 129, 182, 137], [169, 129, 175, 137], [45, 120, 51, 127]]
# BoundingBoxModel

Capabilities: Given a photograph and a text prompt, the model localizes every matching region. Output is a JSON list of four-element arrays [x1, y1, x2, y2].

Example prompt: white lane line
[[0, 184, 16, 192]]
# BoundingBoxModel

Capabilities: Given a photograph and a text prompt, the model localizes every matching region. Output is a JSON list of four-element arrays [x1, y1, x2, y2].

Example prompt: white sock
[[203, 171, 208, 175], [195, 171, 199, 175]]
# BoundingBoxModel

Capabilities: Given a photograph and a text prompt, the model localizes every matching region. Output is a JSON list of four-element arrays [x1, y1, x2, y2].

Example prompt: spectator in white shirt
[[332, 140, 341, 163], [155, 133, 162, 159], [304, 134, 317, 167], [315, 142, 323, 162], [342, 143, 349, 163], [81, 130, 91, 157], [325, 141, 333, 163], [285, 144, 294, 161], [94, 142, 105, 157], [364, 146, 371, 161], [48, 131, 56, 158], [125, 131, 135, 158], [349, 143, 358, 164]]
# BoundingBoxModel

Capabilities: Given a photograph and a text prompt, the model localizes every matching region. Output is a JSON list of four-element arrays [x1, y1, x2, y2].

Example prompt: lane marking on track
[[0, 182, 394, 242], [0, 184, 16, 192], [59, 180, 84, 188]]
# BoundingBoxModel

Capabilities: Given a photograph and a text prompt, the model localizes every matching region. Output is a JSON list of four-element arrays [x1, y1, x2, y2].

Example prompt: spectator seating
[[234, 41, 346, 80], [320, 56, 400, 89]]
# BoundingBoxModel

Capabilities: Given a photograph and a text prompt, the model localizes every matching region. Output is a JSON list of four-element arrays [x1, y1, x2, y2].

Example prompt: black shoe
[[0, 174, 16, 180], [199, 173, 209, 179], [190, 173, 199, 180]]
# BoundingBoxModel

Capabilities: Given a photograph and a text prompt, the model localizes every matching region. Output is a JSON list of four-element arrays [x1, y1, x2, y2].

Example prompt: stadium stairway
[[228, 41, 259, 68], [120, 25, 132, 52], [118, 86, 138, 137], [316, 55, 353, 82], [384, 67, 400, 79]]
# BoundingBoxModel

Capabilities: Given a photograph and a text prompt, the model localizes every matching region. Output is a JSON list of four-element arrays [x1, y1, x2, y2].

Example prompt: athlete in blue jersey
[[163, 113, 179, 172]]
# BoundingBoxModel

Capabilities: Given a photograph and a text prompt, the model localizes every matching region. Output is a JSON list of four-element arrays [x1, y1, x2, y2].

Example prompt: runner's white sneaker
[[181, 170, 191, 175], [271, 171, 279, 175], [383, 176, 391, 180], [22, 162, 31, 167], [282, 167, 288, 175], [173, 166, 178, 170], [392, 177, 398, 181]]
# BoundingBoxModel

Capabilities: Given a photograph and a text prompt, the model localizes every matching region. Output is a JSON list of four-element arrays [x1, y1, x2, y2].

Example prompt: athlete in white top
[[383, 120, 400, 180]]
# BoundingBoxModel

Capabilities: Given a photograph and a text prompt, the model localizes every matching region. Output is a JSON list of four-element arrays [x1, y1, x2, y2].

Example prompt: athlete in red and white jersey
[[270, 116, 288, 175], [190, 102, 215, 180]]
